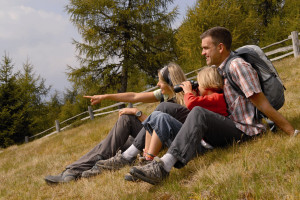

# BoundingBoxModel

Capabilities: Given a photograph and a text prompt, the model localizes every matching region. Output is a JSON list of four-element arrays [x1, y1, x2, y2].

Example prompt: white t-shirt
[[153, 89, 169, 102]]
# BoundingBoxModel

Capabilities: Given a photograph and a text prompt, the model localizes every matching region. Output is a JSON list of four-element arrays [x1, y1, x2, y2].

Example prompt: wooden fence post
[[291, 31, 300, 58], [25, 136, 29, 143], [55, 120, 60, 132], [88, 106, 94, 120], [128, 103, 133, 108]]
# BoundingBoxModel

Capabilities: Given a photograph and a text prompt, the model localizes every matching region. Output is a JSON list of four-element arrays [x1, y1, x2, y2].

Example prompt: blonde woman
[[44, 62, 187, 184]]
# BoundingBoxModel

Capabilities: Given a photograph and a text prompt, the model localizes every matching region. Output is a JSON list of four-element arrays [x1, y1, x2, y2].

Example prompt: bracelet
[[294, 129, 299, 137]]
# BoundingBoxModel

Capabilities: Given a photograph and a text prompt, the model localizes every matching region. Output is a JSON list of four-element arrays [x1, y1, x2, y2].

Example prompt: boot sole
[[44, 175, 77, 184], [124, 174, 140, 182], [81, 172, 101, 178], [44, 177, 63, 185]]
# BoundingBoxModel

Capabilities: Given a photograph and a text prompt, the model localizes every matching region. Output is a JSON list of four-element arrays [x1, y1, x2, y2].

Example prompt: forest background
[[0, 0, 299, 148]]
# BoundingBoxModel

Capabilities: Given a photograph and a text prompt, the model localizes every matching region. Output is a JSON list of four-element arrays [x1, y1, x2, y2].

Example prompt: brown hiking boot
[[44, 169, 80, 184], [96, 150, 133, 170], [130, 157, 169, 185], [81, 165, 102, 178]]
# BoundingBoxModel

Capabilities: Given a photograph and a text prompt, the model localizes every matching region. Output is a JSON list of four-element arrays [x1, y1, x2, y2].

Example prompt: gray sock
[[160, 153, 177, 172], [122, 145, 141, 161]]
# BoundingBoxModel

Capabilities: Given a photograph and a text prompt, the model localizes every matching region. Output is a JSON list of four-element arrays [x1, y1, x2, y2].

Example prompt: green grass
[[0, 57, 299, 200]]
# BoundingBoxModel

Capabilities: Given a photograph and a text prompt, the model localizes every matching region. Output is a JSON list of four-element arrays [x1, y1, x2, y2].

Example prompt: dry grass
[[0, 57, 299, 200]]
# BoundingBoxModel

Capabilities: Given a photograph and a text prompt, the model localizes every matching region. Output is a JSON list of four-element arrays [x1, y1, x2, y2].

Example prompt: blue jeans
[[142, 111, 183, 147], [133, 102, 190, 151]]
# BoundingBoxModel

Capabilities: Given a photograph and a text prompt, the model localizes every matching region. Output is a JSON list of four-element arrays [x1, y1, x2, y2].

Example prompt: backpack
[[223, 45, 285, 130]]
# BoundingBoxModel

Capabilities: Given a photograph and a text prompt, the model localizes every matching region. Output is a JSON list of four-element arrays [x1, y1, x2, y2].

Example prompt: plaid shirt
[[219, 54, 266, 136]]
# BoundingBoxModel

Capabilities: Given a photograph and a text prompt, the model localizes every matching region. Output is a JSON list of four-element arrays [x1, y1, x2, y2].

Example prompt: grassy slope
[[0, 57, 299, 200]]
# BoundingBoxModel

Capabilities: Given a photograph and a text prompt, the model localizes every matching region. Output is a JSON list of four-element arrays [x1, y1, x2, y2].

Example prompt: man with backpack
[[128, 26, 298, 185]]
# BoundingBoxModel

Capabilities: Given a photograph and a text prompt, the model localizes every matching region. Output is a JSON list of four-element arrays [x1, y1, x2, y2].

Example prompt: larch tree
[[175, 0, 299, 71], [66, 0, 178, 96]]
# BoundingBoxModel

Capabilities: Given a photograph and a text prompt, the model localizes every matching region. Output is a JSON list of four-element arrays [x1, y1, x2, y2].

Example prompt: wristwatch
[[135, 110, 142, 118]]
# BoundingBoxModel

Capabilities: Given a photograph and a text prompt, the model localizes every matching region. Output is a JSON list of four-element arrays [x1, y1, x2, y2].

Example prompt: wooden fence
[[25, 30, 299, 143]]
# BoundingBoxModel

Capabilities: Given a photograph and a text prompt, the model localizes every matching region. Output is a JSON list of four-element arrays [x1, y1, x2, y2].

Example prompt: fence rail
[[263, 31, 300, 61], [25, 31, 299, 143]]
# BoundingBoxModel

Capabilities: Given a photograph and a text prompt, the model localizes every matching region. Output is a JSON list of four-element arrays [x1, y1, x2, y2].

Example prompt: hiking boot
[[124, 173, 139, 182], [124, 155, 152, 182], [44, 169, 80, 184], [96, 150, 133, 170], [129, 157, 169, 185], [81, 165, 102, 178]]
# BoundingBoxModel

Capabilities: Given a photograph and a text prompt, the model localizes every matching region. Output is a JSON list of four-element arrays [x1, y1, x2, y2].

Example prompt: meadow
[[0, 57, 299, 200]]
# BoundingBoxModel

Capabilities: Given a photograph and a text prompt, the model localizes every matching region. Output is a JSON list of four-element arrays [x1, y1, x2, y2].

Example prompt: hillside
[[0, 57, 299, 200]]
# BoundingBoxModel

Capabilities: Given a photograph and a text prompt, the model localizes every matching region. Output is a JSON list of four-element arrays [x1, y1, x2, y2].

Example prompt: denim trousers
[[143, 111, 183, 147], [133, 102, 190, 151]]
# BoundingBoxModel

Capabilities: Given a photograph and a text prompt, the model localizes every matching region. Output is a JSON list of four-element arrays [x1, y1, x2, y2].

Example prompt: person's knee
[[155, 112, 171, 121], [118, 114, 130, 120], [189, 106, 207, 120], [150, 111, 163, 118], [155, 102, 173, 112], [117, 114, 133, 123]]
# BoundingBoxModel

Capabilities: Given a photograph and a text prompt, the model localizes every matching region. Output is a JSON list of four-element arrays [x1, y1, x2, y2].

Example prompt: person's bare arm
[[119, 108, 148, 122], [84, 92, 158, 105], [249, 92, 295, 136]]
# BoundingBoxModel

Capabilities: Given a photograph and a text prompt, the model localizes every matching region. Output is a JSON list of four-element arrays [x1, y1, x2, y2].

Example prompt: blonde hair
[[159, 62, 186, 106], [197, 66, 223, 92]]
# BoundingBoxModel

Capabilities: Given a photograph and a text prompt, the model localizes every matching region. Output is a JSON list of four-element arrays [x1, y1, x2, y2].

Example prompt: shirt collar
[[218, 51, 234, 71]]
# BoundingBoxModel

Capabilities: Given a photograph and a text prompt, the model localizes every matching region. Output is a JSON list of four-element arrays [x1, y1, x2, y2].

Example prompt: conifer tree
[[0, 54, 27, 147], [258, 0, 300, 45], [175, 0, 259, 70], [17, 60, 51, 133], [175, 0, 299, 71], [65, 0, 178, 95]]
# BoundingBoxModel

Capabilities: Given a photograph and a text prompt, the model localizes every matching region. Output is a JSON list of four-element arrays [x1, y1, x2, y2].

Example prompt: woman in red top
[[140, 66, 228, 161]]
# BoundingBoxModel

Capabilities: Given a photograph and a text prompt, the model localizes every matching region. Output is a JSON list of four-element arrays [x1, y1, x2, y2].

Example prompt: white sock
[[160, 153, 177, 172], [122, 145, 141, 161]]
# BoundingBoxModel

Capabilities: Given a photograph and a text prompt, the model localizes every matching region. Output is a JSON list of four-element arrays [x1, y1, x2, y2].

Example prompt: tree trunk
[[117, 63, 128, 109]]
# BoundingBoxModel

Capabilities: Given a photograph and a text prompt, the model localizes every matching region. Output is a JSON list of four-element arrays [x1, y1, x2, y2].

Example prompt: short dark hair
[[200, 27, 232, 50]]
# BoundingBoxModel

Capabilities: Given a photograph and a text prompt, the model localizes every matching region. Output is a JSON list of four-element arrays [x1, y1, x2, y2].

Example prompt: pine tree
[[65, 0, 178, 96], [17, 60, 51, 134], [0, 54, 27, 147]]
